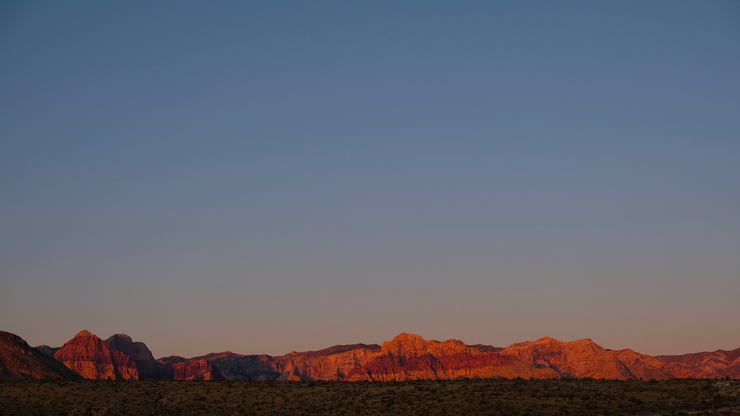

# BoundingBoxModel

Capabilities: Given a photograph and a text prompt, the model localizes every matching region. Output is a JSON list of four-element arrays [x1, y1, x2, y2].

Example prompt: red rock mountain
[[0, 331, 81, 381], [38, 330, 739, 381], [54, 330, 138, 380], [656, 347, 740, 379], [144, 333, 708, 381]]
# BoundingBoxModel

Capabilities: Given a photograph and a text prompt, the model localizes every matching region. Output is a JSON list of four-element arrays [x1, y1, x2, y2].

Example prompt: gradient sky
[[1, 1, 739, 359]]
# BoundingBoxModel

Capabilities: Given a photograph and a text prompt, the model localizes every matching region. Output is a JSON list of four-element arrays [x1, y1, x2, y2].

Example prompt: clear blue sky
[[1, 1, 739, 358]]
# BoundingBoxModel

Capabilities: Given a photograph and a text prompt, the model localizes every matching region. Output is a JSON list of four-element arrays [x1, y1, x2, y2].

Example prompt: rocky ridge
[[656, 347, 740, 379], [15, 330, 740, 381], [0, 331, 81, 381], [500, 336, 701, 380], [140, 333, 706, 382]]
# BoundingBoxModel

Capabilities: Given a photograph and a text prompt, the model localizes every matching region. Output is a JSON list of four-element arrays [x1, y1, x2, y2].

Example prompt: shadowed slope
[[33, 345, 60, 357], [0, 331, 81, 381], [105, 334, 158, 379]]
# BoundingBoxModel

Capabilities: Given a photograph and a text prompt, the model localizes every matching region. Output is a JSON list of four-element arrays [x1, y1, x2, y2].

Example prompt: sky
[[1, 1, 739, 359]]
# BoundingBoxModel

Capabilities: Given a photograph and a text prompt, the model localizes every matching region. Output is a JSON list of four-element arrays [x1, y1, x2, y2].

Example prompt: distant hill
[[34, 345, 60, 357], [0, 331, 81, 381], [656, 347, 740, 379]]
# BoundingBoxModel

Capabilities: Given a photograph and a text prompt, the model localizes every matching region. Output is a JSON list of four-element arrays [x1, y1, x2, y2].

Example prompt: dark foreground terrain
[[1, 378, 739, 416]]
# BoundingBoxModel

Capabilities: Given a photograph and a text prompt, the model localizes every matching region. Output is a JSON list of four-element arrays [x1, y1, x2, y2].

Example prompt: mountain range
[[1, 330, 737, 382]]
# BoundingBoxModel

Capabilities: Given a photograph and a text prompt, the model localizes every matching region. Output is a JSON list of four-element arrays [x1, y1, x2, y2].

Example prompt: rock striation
[[656, 347, 740, 379], [54, 330, 138, 380], [0, 331, 81, 381]]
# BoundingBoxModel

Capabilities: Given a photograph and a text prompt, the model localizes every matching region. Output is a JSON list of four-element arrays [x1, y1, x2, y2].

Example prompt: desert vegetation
[[1, 378, 739, 416]]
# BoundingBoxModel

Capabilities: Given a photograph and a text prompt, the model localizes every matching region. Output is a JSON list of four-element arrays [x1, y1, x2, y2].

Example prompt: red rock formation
[[343, 333, 559, 381], [154, 355, 186, 380], [501, 337, 702, 380], [43, 330, 728, 381], [656, 347, 740, 378], [171, 358, 217, 380], [105, 334, 158, 379], [277, 344, 381, 381], [156, 333, 710, 381], [0, 331, 81, 381], [54, 330, 138, 380], [155, 352, 283, 381]]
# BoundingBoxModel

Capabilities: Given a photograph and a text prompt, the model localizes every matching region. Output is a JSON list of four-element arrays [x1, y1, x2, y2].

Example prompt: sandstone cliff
[[54, 330, 138, 380], [343, 333, 559, 381], [276, 343, 381, 381], [0, 331, 81, 381]]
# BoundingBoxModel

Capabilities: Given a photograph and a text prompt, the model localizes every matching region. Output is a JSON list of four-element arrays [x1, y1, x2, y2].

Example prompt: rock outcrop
[[656, 347, 740, 379], [105, 334, 158, 379], [0, 331, 81, 381], [54, 330, 138, 380]]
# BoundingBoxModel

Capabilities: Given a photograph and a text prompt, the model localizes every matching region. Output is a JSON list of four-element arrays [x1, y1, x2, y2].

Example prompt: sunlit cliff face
[[54, 330, 138, 380]]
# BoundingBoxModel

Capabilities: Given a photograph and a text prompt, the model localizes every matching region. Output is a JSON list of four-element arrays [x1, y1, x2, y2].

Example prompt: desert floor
[[1, 378, 739, 415]]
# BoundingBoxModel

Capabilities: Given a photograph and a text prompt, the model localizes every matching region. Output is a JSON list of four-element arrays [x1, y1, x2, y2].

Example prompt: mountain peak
[[570, 338, 597, 346], [391, 332, 425, 342], [534, 336, 561, 343], [55, 331, 138, 380], [382, 333, 429, 356]]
